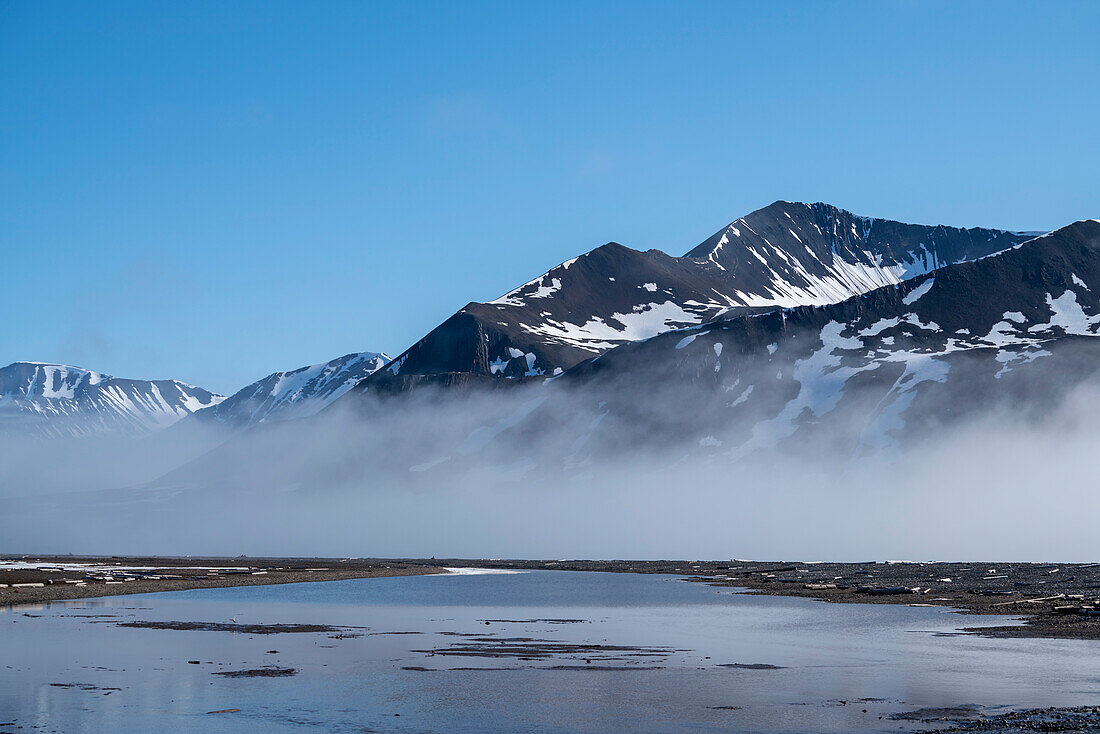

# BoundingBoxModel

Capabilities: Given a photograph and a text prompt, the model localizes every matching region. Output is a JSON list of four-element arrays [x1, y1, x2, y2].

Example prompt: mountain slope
[[189, 351, 389, 427], [0, 362, 223, 437], [374, 242, 744, 382], [366, 201, 1032, 387]]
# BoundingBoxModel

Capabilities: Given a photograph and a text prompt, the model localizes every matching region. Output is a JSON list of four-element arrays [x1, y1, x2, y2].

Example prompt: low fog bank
[[2, 447, 1097, 562], [0, 422, 231, 498], [3, 372, 1100, 562]]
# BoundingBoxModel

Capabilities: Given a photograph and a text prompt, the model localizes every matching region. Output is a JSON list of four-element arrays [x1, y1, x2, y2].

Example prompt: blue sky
[[2, 1, 1097, 394]]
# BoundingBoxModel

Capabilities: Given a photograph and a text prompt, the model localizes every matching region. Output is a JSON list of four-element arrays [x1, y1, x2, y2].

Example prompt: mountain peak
[[1, 361, 107, 398], [684, 201, 1030, 306], [191, 350, 390, 427]]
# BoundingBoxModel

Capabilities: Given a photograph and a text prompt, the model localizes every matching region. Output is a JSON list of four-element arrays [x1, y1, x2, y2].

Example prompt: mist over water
[[5, 356, 1100, 562]]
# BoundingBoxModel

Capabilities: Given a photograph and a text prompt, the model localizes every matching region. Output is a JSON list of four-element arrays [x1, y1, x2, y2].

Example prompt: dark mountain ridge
[[361, 201, 1032, 389]]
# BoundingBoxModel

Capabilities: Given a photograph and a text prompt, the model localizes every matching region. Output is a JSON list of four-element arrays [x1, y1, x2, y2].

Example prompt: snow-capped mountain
[[508, 218, 1100, 466], [13, 203, 1086, 493], [189, 351, 389, 427], [79, 213, 1100, 498], [0, 362, 223, 437], [365, 201, 1032, 388]]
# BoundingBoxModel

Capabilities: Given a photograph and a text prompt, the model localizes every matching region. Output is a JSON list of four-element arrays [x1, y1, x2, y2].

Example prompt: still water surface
[[2, 570, 1099, 733]]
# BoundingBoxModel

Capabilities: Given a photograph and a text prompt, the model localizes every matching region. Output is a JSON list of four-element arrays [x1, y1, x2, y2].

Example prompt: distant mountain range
[[0, 362, 223, 437], [0, 352, 390, 437], [8, 201, 1084, 470]]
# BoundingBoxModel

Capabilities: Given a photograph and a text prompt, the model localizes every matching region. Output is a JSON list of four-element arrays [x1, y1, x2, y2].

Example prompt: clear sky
[[2, 1, 1097, 394]]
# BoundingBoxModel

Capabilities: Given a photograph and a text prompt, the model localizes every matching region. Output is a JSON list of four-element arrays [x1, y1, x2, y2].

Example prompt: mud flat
[[0, 555, 443, 607]]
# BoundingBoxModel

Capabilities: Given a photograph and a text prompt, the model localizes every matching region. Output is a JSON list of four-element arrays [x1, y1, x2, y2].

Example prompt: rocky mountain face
[[0, 362, 223, 437], [364, 201, 1032, 388]]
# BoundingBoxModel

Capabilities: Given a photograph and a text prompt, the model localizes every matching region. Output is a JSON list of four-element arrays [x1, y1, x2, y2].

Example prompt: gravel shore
[[0, 555, 444, 607]]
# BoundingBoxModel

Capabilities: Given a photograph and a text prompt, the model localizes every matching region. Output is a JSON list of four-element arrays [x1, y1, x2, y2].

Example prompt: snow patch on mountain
[[902, 278, 934, 305], [517, 300, 709, 353], [1029, 291, 1099, 335]]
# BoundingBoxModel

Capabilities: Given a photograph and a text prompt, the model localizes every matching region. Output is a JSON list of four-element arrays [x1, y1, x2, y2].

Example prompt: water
[[2, 570, 1099, 733]]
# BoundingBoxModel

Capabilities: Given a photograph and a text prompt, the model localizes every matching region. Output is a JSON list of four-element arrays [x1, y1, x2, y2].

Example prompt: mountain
[[188, 351, 389, 428], [508, 219, 1100, 466], [365, 201, 1033, 388], [48, 215, 1100, 502], [0, 362, 223, 437]]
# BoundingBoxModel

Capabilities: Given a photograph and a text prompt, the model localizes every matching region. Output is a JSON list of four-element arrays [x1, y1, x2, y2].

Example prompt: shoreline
[[8, 555, 1100, 641], [0, 555, 445, 608]]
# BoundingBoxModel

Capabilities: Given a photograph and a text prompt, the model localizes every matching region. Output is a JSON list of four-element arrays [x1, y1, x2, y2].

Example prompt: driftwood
[[991, 594, 1066, 607]]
